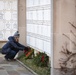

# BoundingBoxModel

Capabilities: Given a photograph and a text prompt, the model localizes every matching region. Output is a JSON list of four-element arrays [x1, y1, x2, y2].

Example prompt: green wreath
[[33, 52, 49, 67]]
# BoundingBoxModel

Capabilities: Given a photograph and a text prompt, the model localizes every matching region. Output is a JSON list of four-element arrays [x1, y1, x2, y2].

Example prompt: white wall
[[26, 0, 51, 56], [0, 0, 18, 40]]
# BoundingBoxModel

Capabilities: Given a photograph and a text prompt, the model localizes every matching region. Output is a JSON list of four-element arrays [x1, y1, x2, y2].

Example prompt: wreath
[[33, 52, 49, 67], [24, 48, 34, 59]]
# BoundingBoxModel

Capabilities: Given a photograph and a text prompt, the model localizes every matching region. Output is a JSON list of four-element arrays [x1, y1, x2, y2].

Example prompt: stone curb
[[16, 59, 38, 75]]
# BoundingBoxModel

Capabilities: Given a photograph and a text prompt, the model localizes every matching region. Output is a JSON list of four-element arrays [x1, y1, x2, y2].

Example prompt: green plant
[[18, 50, 50, 75], [33, 52, 49, 67]]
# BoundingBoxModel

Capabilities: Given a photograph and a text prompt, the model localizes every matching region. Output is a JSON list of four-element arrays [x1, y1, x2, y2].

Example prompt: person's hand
[[24, 46, 30, 51]]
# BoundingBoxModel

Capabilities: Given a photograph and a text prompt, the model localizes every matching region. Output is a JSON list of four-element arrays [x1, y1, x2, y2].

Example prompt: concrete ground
[[0, 54, 34, 75]]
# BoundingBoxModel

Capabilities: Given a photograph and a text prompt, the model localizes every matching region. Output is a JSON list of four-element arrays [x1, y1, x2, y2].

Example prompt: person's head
[[13, 31, 20, 42]]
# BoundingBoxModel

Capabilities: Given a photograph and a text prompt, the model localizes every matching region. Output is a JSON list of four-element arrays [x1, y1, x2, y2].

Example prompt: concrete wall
[[53, 0, 76, 74], [18, 0, 26, 45], [18, 0, 26, 56]]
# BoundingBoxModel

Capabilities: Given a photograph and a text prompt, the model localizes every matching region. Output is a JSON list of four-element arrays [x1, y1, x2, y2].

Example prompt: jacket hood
[[8, 36, 15, 42]]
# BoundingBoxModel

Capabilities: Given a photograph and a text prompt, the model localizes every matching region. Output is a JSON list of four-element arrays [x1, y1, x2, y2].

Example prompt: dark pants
[[5, 50, 19, 59]]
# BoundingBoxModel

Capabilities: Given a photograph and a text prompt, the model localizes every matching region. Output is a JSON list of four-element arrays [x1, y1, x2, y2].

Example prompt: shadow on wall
[[59, 22, 76, 75]]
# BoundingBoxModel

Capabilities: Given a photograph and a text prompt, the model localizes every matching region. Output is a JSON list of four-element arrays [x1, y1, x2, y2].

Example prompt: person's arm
[[17, 42, 29, 50], [17, 42, 25, 48], [9, 41, 24, 50]]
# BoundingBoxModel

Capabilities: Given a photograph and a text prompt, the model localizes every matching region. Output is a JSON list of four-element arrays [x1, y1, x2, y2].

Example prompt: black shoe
[[4, 56, 10, 61]]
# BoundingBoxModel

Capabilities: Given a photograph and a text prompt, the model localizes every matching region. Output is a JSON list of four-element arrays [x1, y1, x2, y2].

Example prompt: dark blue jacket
[[2, 36, 25, 54]]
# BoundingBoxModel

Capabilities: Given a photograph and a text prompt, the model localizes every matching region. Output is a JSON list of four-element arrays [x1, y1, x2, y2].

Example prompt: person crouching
[[1, 31, 28, 61]]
